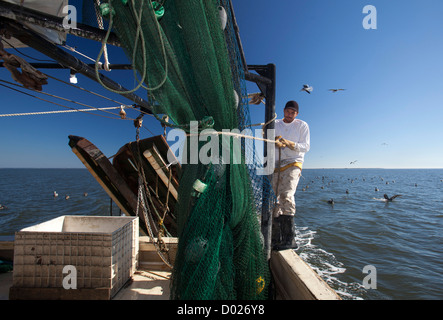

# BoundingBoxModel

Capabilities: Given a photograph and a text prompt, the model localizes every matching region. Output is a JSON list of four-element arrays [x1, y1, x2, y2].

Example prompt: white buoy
[[193, 179, 207, 194], [233, 90, 239, 109], [218, 6, 227, 30]]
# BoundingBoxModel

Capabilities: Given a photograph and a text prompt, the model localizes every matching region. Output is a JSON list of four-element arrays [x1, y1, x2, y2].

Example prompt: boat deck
[[112, 269, 171, 300], [0, 236, 175, 300], [0, 236, 340, 300], [1, 268, 171, 300]]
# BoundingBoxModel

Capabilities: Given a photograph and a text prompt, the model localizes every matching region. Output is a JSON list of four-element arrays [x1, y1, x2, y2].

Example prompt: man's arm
[[294, 122, 310, 153]]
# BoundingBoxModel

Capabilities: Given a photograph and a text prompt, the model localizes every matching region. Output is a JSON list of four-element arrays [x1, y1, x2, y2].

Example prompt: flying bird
[[329, 89, 346, 93], [383, 194, 402, 201], [300, 84, 313, 94], [350, 160, 358, 165]]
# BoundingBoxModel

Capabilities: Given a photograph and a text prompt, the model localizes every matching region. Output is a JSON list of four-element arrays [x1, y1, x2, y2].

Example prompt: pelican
[[383, 194, 402, 201]]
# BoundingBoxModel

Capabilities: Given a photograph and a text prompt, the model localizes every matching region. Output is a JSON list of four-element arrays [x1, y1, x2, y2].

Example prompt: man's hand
[[275, 136, 295, 150], [275, 136, 285, 148]]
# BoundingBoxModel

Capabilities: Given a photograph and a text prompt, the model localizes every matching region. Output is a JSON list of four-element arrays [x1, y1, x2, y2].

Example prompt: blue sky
[[1, 0, 443, 169]]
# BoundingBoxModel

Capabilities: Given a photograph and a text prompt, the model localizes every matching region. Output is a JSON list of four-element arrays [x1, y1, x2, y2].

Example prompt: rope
[[187, 129, 278, 145], [44, 73, 157, 122], [94, 0, 168, 94], [129, 0, 168, 92], [161, 167, 173, 224], [0, 106, 122, 117], [0, 78, 158, 136], [274, 147, 282, 213], [1, 38, 55, 62], [94, 0, 111, 71], [248, 112, 277, 129], [63, 44, 100, 65], [0, 79, 125, 118], [45, 74, 126, 106], [95, 11, 145, 94]]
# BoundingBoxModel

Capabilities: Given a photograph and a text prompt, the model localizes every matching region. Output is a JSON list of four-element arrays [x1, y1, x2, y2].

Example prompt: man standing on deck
[[272, 100, 310, 250]]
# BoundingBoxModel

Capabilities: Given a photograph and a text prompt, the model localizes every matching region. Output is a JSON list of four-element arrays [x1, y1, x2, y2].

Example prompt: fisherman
[[272, 101, 310, 250]]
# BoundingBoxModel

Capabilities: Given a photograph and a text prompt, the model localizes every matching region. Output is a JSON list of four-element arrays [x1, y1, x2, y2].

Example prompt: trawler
[[0, 0, 340, 300]]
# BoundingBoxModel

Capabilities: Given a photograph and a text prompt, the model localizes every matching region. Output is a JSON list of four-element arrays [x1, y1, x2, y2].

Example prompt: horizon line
[[1, 167, 443, 170]]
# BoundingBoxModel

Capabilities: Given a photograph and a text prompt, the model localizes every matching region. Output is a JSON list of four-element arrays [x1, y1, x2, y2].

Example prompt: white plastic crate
[[12, 216, 139, 299]]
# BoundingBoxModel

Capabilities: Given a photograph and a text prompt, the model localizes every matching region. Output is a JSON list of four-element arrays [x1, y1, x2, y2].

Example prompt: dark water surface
[[0, 168, 442, 299]]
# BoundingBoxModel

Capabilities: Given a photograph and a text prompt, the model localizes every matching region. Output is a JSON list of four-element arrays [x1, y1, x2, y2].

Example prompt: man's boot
[[272, 215, 283, 250], [274, 215, 297, 251]]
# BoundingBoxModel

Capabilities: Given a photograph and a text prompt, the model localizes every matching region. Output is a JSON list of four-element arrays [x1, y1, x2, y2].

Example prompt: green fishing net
[[105, 0, 271, 300]]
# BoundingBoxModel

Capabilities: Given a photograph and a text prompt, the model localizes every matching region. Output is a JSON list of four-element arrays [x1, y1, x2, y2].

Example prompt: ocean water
[[293, 168, 443, 300], [0, 168, 442, 300], [0, 169, 119, 235]]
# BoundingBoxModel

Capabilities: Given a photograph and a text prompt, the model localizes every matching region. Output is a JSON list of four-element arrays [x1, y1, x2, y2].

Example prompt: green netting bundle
[[107, 0, 270, 299]]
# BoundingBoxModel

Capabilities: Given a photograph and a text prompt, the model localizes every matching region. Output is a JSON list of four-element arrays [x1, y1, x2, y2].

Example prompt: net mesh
[[100, 0, 272, 300]]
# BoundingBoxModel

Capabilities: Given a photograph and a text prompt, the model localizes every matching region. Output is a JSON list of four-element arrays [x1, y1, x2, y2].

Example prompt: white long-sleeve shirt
[[274, 118, 310, 165]]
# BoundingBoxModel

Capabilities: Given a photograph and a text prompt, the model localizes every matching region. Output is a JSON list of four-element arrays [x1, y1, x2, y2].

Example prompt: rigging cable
[[0, 38, 56, 63], [0, 80, 158, 136], [44, 73, 155, 118], [0, 79, 124, 119], [0, 106, 123, 117]]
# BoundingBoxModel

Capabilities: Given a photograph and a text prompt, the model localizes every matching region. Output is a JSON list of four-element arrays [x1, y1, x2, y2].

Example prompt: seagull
[[383, 194, 402, 201], [300, 84, 313, 94], [350, 160, 358, 165], [53, 191, 58, 197], [329, 89, 346, 93]]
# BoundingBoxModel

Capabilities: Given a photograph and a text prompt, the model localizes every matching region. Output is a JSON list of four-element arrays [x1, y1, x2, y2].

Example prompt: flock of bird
[[0, 191, 88, 211], [299, 175, 405, 207], [300, 84, 346, 95], [53, 191, 88, 200], [248, 84, 346, 105]]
